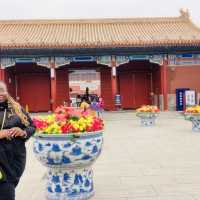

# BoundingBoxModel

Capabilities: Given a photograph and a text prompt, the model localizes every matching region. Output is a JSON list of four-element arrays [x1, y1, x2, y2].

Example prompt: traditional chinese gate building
[[0, 9, 200, 112]]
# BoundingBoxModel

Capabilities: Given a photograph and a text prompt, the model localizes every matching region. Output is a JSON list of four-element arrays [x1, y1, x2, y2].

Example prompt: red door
[[134, 73, 151, 108], [56, 68, 70, 106], [18, 73, 51, 112], [119, 72, 151, 109], [119, 72, 134, 108]]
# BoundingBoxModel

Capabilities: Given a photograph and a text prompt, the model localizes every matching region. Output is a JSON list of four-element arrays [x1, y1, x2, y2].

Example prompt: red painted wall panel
[[18, 73, 51, 112], [168, 66, 200, 93], [100, 67, 114, 110], [152, 66, 161, 95], [119, 72, 151, 109], [14, 63, 51, 112], [119, 72, 134, 108], [118, 61, 153, 109], [56, 68, 70, 106], [134, 73, 151, 107]]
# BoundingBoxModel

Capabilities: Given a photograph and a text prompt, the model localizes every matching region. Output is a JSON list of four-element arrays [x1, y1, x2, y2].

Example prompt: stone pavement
[[16, 112, 200, 200]]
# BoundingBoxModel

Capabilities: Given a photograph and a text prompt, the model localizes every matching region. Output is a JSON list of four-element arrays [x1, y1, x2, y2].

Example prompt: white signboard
[[185, 90, 196, 106]]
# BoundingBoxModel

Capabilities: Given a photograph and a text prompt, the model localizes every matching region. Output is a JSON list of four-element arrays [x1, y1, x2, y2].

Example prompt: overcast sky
[[0, 0, 200, 26]]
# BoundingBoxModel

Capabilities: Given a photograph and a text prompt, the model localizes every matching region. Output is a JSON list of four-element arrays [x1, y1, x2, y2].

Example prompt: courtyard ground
[[16, 111, 200, 200]]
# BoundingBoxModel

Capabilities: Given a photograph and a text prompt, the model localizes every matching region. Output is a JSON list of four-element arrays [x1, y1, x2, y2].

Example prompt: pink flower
[[33, 118, 48, 130]]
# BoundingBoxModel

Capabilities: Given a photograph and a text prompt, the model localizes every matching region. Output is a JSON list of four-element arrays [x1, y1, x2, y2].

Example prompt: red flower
[[61, 123, 72, 133], [91, 117, 104, 131], [33, 118, 48, 129]]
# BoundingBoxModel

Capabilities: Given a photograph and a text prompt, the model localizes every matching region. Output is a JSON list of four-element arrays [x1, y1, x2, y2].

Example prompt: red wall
[[100, 67, 114, 110], [168, 66, 200, 93]]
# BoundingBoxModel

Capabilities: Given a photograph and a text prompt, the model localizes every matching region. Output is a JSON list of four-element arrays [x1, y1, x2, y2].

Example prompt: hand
[[0, 129, 12, 139], [9, 127, 27, 138]]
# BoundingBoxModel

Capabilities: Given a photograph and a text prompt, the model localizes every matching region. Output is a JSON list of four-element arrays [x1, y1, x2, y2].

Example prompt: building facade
[[0, 9, 200, 112]]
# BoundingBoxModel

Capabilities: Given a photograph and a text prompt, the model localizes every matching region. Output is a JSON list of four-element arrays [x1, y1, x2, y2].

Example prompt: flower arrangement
[[185, 105, 200, 114], [184, 105, 200, 121], [136, 105, 160, 126], [136, 105, 160, 113], [33, 106, 104, 200], [184, 105, 200, 132], [33, 106, 104, 135]]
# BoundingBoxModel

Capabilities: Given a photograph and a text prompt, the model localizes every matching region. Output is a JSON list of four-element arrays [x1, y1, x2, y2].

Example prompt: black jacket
[[0, 102, 36, 186]]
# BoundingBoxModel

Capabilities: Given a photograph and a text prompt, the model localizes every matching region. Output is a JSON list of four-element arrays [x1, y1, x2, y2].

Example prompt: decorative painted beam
[[169, 54, 200, 66], [129, 54, 163, 65], [116, 56, 129, 66], [36, 57, 51, 68], [0, 57, 15, 68], [97, 56, 112, 66], [55, 57, 70, 68]]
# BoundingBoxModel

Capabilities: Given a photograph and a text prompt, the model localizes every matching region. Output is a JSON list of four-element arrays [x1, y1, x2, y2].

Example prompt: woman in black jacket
[[0, 81, 36, 200]]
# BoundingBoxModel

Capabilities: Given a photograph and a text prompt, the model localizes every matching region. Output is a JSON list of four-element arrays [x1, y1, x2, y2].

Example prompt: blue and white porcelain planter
[[33, 131, 103, 200], [185, 114, 200, 132], [136, 112, 159, 126]]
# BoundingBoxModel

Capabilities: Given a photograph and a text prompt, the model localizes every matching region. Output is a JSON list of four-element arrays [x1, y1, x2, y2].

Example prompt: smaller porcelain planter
[[185, 114, 200, 132], [136, 112, 159, 126], [33, 131, 103, 200]]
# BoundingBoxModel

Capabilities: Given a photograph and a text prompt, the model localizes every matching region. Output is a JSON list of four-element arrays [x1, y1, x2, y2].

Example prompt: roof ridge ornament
[[179, 8, 190, 19]]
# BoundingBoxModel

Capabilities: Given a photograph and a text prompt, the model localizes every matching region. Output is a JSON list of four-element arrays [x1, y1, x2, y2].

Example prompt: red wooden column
[[160, 58, 168, 111], [111, 56, 118, 110], [0, 67, 6, 82], [50, 57, 57, 111]]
